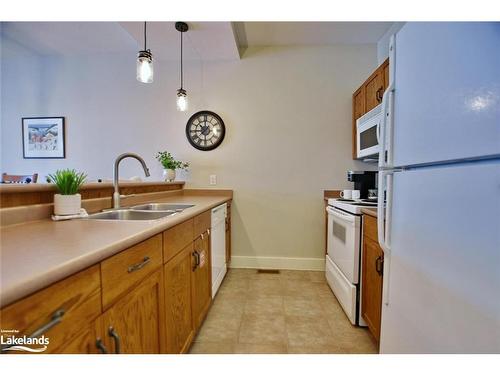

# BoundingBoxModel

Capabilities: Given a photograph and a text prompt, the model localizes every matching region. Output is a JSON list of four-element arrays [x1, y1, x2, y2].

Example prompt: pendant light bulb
[[137, 22, 153, 83], [177, 89, 188, 112], [175, 22, 189, 111], [137, 50, 153, 83]]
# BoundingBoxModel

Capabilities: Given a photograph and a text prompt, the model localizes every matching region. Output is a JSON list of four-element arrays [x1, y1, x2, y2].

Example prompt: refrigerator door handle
[[379, 35, 396, 169], [377, 170, 394, 306]]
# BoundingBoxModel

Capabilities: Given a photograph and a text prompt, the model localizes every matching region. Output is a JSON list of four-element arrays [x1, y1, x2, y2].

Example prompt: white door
[[380, 160, 500, 353], [326, 206, 361, 283], [391, 22, 500, 167]]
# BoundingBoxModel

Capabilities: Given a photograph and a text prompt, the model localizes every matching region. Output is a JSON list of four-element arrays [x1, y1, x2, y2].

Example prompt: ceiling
[[237, 22, 394, 47], [1, 22, 393, 61]]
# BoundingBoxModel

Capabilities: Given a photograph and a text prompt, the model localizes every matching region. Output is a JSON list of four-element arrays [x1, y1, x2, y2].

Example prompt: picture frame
[[22, 117, 66, 159]]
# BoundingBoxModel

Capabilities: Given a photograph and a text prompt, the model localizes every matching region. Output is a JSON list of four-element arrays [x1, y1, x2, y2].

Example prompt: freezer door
[[392, 22, 500, 167], [380, 160, 500, 353]]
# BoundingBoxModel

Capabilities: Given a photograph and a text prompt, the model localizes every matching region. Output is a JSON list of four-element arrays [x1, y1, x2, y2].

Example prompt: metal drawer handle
[[30, 308, 65, 339], [375, 256, 384, 276], [127, 256, 150, 273], [108, 326, 121, 354], [95, 338, 108, 354], [207, 228, 210, 236]]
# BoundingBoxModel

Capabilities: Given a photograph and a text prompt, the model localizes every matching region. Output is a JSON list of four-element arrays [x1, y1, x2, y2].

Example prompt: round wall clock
[[186, 111, 226, 151]]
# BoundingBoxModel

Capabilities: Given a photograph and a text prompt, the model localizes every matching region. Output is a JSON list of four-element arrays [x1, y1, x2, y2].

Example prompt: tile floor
[[189, 268, 378, 354]]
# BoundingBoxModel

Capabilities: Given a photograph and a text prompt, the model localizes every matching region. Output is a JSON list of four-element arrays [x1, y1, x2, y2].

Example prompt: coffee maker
[[347, 170, 377, 199]]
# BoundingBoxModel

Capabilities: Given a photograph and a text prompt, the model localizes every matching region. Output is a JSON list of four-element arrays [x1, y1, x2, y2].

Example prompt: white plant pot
[[54, 193, 81, 216], [163, 169, 176, 182]]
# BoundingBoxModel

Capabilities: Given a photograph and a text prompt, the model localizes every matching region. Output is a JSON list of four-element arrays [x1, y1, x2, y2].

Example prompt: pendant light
[[137, 22, 153, 83], [175, 22, 189, 111]]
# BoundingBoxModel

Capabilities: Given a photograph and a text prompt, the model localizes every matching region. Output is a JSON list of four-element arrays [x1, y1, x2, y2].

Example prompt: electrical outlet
[[209, 174, 217, 185]]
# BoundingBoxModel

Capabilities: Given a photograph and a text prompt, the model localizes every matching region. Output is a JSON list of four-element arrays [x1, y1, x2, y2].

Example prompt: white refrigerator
[[377, 22, 500, 353]]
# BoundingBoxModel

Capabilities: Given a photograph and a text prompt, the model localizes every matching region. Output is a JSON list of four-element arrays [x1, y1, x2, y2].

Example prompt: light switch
[[209, 174, 217, 185]]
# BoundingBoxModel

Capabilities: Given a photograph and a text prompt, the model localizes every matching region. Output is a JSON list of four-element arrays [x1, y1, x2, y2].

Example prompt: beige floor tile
[[189, 341, 235, 354], [280, 270, 311, 281], [285, 315, 336, 347], [194, 314, 241, 343], [234, 343, 287, 354], [287, 344, 341, 354], [282, 279, 321, 300], [244, 295, 284, 315], [247, 278, 284, 297], [238, 313, 287, 345], [226, 268, 256, 279], [307, 271, 326, 283], [283, 296, 325, 318]]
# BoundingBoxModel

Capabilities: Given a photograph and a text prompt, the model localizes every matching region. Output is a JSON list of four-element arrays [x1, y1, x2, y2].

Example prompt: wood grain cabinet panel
[[164, 243, 195, 354], [191, 231, 212, 331], [58, 322, 100, 354], [362, 224, 384, 343], [163, 218, 194, 262], [351, 58, 389, 159], [0, 265, 101, 354], [225, 202, 232, 264], [194, 211, 211, 238], [98, 269, 166, 354], [363, 214, 378, 243], [100, 234, 163, 309]]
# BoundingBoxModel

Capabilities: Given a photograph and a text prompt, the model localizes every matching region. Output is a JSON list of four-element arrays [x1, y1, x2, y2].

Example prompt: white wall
[[1, 39, 377, 269], [377, 22, 405, 64]]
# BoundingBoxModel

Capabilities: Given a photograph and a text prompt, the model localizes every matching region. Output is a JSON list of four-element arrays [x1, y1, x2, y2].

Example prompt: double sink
[[86, 203, 194, 221]]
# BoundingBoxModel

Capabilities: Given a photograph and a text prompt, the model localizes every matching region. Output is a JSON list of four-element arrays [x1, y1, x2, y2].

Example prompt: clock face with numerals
[[186, 111, 226, 151]]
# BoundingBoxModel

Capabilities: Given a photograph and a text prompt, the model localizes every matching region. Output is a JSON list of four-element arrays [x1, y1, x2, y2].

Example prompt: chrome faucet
[[113, 153, 150, 208]]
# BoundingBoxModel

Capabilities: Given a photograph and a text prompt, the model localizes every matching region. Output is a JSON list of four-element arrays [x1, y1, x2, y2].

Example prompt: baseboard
[[230, 255, 325, 271]]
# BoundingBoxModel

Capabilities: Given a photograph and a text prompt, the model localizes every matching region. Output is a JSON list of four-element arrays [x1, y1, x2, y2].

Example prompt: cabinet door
[[365, 70, 385, 112], [191, 231, 212, 331], [361, 237, 384, 342], [59, 322, 101, 354], [98, 269, 166, 354], [164, 243, 195, 354], [383, 60, 390, 90], [352, 88, 366, 158]]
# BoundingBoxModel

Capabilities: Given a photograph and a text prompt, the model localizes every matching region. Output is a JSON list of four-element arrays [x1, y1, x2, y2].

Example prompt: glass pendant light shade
[[137, 50, 153, 83], [176, 88, 188, 111]]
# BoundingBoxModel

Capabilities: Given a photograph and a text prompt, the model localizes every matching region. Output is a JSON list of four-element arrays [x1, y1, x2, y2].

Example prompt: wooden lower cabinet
[[361, 234, 384, 342], [97, 269, 166, 354], [164, 243, 195, 354], [59, 322, 100, 354], [191, 231, 212, 331]]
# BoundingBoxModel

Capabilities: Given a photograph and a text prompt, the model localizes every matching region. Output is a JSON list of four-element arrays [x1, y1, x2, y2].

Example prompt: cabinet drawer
[[0, 265, 101, 354], [364, 214, 378, 243], [163, 218, 194, 262], [194, 210, 211, 238], [101, 234, 163, 309]]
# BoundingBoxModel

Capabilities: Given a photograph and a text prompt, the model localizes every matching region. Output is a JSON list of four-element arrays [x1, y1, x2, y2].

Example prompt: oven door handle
[[326, 206, 355, 224]]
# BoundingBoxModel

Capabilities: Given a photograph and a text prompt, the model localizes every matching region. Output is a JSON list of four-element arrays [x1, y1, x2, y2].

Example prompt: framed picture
[[22, 117, 65, 159]]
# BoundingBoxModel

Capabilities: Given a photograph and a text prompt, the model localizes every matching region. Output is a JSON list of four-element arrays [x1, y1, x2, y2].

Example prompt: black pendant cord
[[180, 29, 183, 90], [144, 21, 147, 51]]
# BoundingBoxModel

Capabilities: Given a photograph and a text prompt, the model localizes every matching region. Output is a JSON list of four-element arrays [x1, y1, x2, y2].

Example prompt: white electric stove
[[325, 197, 377, 325]]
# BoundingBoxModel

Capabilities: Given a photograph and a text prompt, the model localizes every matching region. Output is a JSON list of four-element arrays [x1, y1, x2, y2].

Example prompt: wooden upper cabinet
[[361, 215, 384, 343], [164, 243, 195, 354], [0, 265, 101, 354], [352, 58, 389, 159], [191, 231, 212, 331], [97, 269, 166, 354], [365, 70, 385, 112]]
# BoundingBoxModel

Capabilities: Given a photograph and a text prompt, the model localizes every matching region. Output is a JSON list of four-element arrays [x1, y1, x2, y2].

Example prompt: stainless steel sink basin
[[86, 209, 176, 221], [130, 203, 194, 212]]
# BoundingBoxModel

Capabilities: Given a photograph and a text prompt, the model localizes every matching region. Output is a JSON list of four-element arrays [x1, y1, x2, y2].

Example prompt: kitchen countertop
[[361, 207, 377, 217], [0, 194, 231, 308]]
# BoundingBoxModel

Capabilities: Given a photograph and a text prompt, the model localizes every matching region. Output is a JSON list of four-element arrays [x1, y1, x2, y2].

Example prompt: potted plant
[[48, 169, 87, 215], [155, 151, 189, 182]]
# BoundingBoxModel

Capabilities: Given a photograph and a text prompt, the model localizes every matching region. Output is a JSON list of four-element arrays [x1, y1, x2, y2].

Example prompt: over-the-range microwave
[[356, 103, 382, 159]]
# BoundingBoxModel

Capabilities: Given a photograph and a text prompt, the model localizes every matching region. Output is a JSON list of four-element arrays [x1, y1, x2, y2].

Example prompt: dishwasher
[[211, 203, 227, 297]]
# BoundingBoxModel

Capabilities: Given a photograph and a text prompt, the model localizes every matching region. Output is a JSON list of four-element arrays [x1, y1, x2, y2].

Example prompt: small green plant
[[48, 169, 87, 195], [155, 151, 189, 170]]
